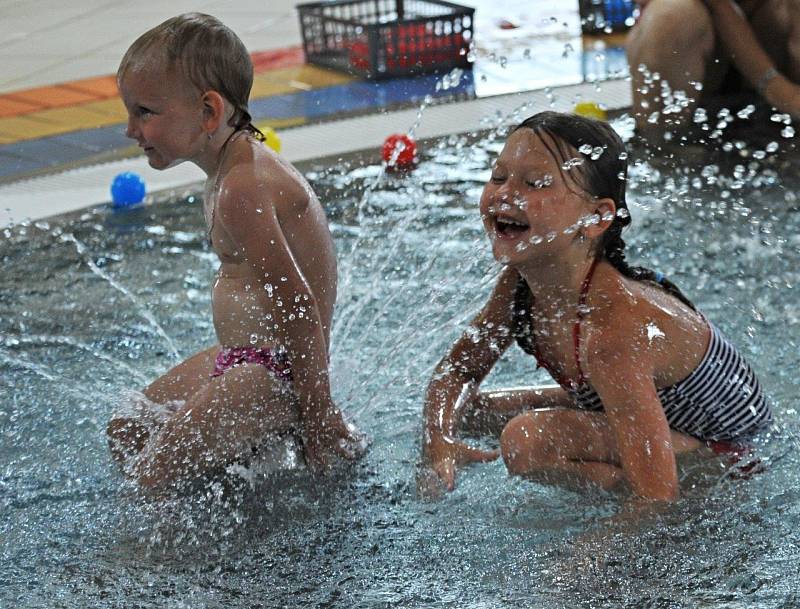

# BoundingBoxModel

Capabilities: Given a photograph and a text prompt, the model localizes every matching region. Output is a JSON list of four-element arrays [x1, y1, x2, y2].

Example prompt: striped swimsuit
[[512, 264, 772, 442]]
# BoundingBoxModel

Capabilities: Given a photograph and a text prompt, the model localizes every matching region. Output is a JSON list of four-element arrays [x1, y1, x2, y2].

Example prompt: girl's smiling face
[[480, 128, 596, 265], [118, 64, 207, 170]]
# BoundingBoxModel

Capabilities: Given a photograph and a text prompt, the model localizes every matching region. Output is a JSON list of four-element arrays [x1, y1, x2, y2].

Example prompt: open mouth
[[494, 214, 530, 240]]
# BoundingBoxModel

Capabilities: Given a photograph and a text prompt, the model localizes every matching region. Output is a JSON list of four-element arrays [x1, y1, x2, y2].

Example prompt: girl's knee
[[500, 413, 553, 476], [107, 416, 133, 439], [106, 417, 150, 463]]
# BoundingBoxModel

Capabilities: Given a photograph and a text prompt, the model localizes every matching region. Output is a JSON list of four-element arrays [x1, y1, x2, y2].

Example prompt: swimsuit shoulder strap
[[573, 257, 600, 386]]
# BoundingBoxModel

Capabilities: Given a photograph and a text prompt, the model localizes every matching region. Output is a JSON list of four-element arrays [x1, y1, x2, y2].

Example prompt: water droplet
[[693, 108, 708, 123]]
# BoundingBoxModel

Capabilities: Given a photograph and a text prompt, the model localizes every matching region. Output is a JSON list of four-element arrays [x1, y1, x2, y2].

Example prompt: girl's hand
[[302, 405, 366, 473], [419, 431, 499, 495]]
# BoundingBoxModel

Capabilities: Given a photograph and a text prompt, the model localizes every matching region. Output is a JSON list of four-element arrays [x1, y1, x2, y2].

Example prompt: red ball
[[382, 133, 417, 169]]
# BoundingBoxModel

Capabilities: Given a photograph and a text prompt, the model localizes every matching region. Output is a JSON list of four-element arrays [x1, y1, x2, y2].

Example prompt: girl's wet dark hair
[[513, 111, 695, 311], [118, 13, 265, 142]]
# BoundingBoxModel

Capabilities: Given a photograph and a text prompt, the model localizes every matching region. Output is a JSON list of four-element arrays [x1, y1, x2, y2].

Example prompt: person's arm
[[420, 266, 518, 493], [586, 318, 679, 502], [218, 168, 360, 472], [706, 0, 800, 117]]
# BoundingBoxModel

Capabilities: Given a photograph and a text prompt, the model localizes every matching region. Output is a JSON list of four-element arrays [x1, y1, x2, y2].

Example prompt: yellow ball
[[573, 102, 608, 121], [262, 126, 281, 153]]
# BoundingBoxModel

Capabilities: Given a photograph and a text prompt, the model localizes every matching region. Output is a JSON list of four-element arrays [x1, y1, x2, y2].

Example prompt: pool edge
[[0, 78, 631, 228]]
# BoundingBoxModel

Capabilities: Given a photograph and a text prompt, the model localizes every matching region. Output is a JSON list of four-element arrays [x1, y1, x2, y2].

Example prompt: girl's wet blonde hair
[[118, 13, 265, 141]]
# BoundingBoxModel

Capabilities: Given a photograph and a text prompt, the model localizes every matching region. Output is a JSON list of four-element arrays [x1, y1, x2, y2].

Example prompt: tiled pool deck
[[0, 0, 631, 224]]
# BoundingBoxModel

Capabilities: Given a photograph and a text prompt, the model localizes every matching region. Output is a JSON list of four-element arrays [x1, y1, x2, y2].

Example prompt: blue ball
[[111, 172, 146, 207]]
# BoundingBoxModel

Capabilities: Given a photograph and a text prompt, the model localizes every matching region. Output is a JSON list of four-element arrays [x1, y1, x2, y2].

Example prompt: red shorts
[[707, 440, 763, 477]]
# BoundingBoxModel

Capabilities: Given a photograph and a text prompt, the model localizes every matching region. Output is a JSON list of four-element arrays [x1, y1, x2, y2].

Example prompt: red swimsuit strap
[[572, 257, 600, 386]]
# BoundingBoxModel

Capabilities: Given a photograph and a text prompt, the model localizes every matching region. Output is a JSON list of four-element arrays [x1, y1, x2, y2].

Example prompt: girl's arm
[[706, 0, 800, 117], [218, 170, 360, 472], [420, 266, 518, 492], [585, 318, 680, 501]]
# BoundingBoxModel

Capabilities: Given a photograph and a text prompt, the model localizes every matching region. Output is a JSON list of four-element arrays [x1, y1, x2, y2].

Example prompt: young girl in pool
[[106, 13, 363, 490], [420, 111, 772, 501]]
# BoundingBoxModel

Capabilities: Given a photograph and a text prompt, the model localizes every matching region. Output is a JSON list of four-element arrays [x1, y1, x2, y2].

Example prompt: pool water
[[2, 125, 800, 608]]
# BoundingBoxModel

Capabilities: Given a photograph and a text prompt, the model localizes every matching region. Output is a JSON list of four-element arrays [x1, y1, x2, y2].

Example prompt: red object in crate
[[382, 133, 418, 169], [348, 39, 371, 71], [387, 23, 465, 71], [347, 23, 466, 73]]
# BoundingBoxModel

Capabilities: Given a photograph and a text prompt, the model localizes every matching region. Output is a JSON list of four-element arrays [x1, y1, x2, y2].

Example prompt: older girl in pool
[[420, 111, 772, 501]]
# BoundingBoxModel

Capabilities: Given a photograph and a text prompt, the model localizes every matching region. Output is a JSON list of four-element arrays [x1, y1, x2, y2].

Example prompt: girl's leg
[[626, 0, 715, 141], [132, 361, 299, 489], [107, 345, 219, 464], [499, 408, 700, 491], [143, 344, 219, 403], [460, 385, 572, 437]]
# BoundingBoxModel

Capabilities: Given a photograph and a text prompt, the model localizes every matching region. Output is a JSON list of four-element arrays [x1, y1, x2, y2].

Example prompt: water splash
[[60, 232, 181, 361]]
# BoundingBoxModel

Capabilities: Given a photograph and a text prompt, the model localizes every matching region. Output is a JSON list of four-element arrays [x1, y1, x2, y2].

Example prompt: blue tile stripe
[[0, 71, 476, 180]]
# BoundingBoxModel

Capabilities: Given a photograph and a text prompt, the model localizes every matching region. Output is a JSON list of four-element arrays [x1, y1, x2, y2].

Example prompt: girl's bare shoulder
[[220, 143, 313, 212], [585, 264, 704, 351]]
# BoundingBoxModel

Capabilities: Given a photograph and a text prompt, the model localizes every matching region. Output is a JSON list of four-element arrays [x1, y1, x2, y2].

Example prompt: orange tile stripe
[[251, 47, 306, 72], [0, 47, 306, 121]]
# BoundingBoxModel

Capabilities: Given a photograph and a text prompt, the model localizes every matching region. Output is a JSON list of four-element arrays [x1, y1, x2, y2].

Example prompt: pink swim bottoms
[[210, 346, 292, 381]]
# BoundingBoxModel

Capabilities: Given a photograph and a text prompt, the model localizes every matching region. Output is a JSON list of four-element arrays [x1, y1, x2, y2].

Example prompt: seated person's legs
[[133, 360, 299, 488], [499, 409, 701, 492], [626, 0, 715, 141]]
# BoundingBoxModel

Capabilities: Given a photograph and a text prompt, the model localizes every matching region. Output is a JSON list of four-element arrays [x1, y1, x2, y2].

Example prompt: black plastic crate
[[297, 0, 474, 79], [579, 0, 638, 34]]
